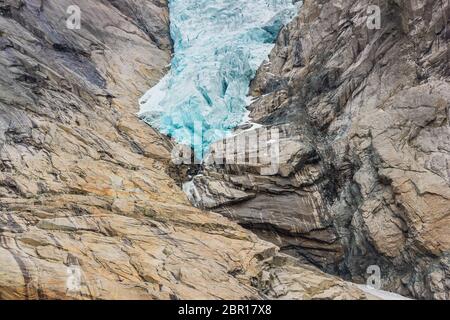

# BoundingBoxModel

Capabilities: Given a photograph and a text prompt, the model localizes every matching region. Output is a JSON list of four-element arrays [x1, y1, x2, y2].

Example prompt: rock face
[[189, 0, 450, 299], [0, 0, 378, 300]]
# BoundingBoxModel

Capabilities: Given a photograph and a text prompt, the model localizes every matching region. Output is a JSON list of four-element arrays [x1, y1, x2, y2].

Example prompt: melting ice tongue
[[139, 0, 300, 159]]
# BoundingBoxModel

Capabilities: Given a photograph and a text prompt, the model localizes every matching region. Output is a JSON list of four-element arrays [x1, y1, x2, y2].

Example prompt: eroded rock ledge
[[188, 0, 450, 299], [0, 0, 377, 300]]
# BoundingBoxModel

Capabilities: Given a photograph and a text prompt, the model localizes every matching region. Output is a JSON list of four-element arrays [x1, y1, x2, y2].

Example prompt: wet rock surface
[[190, 0, 450, 299], [0, 0, 378, 300]]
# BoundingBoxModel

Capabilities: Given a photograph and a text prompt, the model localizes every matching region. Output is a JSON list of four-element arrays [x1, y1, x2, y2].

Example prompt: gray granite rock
[[0, 0, 378, 300], [190, 0, 450, 299]]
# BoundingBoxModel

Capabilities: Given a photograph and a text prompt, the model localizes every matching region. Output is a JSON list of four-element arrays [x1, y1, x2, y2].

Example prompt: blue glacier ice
[[139, 0, 301, 158]]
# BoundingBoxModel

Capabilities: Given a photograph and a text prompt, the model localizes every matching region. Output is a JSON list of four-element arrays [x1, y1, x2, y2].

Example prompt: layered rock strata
[[189, 0, 450, 299], [0, 0, 379, 300]]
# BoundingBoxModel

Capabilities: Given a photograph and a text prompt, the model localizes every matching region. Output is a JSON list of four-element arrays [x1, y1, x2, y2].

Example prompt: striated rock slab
[[0, 0, 377, 300], [190, 0, 450, 299]]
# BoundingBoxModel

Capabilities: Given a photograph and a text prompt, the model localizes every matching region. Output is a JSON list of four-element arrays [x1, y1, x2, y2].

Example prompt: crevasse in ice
[[139, 0, 300, 158]]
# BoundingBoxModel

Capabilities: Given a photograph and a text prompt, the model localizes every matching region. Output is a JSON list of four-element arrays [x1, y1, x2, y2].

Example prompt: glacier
[[139, 0, 301, 159]]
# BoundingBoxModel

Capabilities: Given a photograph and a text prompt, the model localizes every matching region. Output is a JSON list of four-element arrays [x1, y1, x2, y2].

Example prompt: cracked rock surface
[[0, 0, 377, 300], [190, 0, 450, 299]]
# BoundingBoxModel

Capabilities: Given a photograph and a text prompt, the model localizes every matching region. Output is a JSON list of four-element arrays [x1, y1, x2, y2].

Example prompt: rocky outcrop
[[0, 0, 379, 300], [189, 0, 450, 299]]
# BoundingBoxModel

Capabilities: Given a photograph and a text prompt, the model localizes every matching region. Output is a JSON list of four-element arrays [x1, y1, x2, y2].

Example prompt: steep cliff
[[189, 0, 450, 299], [0, 0, 379, 300]]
